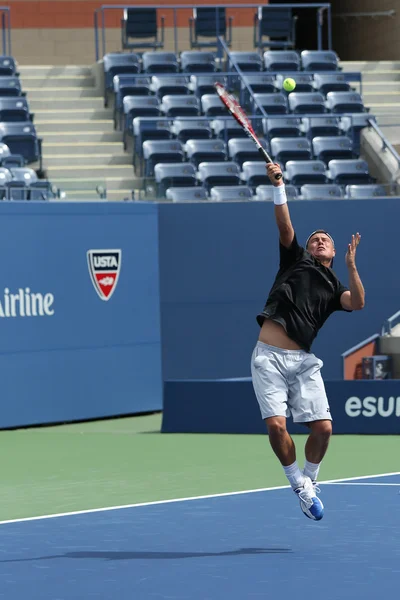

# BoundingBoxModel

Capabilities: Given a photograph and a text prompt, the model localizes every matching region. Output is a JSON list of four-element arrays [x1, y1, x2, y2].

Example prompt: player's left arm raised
[[340, 233, 365, 311]]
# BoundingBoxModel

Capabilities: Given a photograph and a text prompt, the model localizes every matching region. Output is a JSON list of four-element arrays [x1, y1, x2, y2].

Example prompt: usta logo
[[345, 396, 400, 418]]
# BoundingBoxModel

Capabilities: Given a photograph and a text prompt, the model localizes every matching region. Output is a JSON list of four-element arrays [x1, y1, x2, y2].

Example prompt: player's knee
[[266, 418, 287, 438], [311, 420, 332, 439]]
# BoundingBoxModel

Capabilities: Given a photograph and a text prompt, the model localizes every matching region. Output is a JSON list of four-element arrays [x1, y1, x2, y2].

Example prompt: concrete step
[[360, 71, 400, 82], [28, 98, 106, 110], [33, 108, 114, 120], [51, 176, 139, 191], [341, 61, 400, 71], [44, 141, 123, 154], [44, 154, 131, 166], [363, 92, 400, 104], [22, 76, 95, 88], [39, 131, 123, 143], [46, 164, 134, 179], [35, 119, 115, 133], [363, 82, 400, 93], [19, 65, 92, 77], [24, 88, 101, 99]]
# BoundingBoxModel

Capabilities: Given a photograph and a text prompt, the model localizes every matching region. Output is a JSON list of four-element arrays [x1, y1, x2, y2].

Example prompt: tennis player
[[251, 163, 365, 521]]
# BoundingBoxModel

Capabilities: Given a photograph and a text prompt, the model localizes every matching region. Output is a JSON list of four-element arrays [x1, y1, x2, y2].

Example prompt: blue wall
[[0, 202, 162, 428], [159, 198, 400, 381]]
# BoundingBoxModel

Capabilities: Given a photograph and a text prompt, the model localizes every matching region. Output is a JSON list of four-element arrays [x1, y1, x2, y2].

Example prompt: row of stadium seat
[[165, 184, 388, 203], [150, 159, 374, 196], [0, 167, 57, 200]]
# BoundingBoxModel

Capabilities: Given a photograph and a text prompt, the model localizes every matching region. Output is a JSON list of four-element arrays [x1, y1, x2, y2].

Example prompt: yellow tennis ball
[[283, 78, 296, 92]]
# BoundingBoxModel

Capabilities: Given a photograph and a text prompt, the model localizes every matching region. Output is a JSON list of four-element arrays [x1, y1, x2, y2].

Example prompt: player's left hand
[[345, 233, 361, 268]]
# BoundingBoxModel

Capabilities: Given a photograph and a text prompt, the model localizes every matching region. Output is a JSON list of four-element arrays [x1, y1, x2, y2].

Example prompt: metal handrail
[[333, 10, 395, 19], [366, 117, 400, 170], [94, 3, 332, 61], [382, 310, 400, 336], [0, 7, 11, 55]]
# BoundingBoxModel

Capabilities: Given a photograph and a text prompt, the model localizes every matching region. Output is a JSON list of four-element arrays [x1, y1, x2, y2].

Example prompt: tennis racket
[[215, 82, 282, 181]]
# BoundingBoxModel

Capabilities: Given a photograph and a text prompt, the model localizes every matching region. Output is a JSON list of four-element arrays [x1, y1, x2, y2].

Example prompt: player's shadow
[[1, 547, 292, 563]]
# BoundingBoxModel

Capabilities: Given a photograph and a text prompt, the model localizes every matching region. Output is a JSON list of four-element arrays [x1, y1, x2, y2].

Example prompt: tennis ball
[[283, 78, 296, 92]]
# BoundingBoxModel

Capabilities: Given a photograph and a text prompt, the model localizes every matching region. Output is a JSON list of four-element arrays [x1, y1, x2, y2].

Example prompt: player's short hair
[[305, 230, 335, 249]]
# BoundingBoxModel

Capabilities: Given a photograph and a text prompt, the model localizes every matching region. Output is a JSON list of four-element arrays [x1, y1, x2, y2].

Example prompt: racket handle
[[258, 147, 282, 180]]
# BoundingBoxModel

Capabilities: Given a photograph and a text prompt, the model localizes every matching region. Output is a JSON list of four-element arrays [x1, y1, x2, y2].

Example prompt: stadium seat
[[133, 118, 172, 162], [242, 75, 276, 94], [0, 123, 39, 164], [263, 117, 302, 139], [300, 184, 343, 200], [189, 7, 232, 49], [275, 74, 313, 93], [210, 186, 253, 201], [10, 167, 37, 185], [181, 51, 216, 73], [201, 94, 228, 117], [185, 139, 227, 167], [113, 75, 151, 128], [270, 137, 312, 165], [121, 8, 164, 51], [312, 136, 353, 164], [227, 52, 263, 72], [5, 181, 28, 200], [191, 75, 225, 98], [103, 53, 140, 106], [213, 118, 248, 140], [0, 167, 12, 186], [285, 160, 328, 186], [123, 97, 160, 149], [326, 92, 365, 114], [142, 140, 184, 176], [328, 159, 372, 185], [142, 52, 179, 74], [0, 56, 18, 77], [313, 73, 351, 95], [29, 181, 55, 201], [264, 51, 300, 71], [1, 154, 25, 168], [0, 76, 22, 97], [197, 161, 241, 191], [302, 116, 341, 138], [0, 97, 30, 122], [166, 186, 208, 202], [288, 92, 326, 114], [254, 7, 296, 50], [340, 113, 374, 152], [301, 50, 340, 71], [228, 137, 270, 167], [345, 184, 388, 198], [172, 118, 212, 142], [253, 92, 288, 115], [161, 95, 200, 117], [152, 76, 190, 98], [241, 161, 271, 188], [255, 184, 298, 201], [155, 163, 197, 196]]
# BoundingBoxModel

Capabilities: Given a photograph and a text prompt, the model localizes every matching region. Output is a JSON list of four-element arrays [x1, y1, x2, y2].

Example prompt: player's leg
[[251, 342, 306, 491], [304, 419, 332, 482]]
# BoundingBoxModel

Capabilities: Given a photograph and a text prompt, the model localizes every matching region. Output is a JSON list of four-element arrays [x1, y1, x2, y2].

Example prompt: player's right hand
[[266, 163, 283, 187]]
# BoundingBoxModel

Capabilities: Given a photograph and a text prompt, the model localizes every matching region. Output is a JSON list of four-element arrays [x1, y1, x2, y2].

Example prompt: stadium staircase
[[19, 65, 138, 201]]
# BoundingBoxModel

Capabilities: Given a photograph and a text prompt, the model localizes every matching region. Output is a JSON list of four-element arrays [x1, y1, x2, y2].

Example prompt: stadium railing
[[0, 7, 11, 56]]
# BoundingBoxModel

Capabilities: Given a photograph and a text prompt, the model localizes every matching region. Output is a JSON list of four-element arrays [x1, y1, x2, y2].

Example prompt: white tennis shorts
[[251, 341, 332, 423]]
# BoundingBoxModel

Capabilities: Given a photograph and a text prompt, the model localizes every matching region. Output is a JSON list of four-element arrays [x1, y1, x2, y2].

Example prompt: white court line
[[0, 471, 399, 527], [323, 482, 400, 487]]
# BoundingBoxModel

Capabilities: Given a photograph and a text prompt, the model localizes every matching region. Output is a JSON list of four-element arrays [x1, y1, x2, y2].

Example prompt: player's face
[[307, 234, 335, 264]]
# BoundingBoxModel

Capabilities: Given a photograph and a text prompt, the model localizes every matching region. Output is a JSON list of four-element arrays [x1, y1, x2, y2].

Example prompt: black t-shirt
[[256, 234, 351, 351]]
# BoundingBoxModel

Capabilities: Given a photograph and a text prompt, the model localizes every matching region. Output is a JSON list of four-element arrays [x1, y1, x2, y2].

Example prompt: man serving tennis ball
[[251, 162, 365, 521]]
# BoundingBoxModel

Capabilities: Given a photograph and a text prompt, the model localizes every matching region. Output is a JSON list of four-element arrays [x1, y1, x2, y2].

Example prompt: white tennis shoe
[[294, 476, 324, 521]]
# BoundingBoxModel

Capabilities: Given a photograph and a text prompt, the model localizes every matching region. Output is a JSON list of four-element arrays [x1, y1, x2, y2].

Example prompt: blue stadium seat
[[326, 92, 365, 114], [189, 7, 232, 49], [285, 160, 328, 186], [313, 73, 351, 95], [201, 94, 227, 117], [0, 123, 39, 164], [264, 51, 300, 71], [142, 140, 184, 176], [275, 74, 313, 93], [121, 8, 164, 51], [155, 163, 197, 196], [0, 97, 30, 122], [0, 167, 12, 186], [228, 52, 263, 72], [133, 118, 172, 161], [113, 75, 152, 128], [185, 139, 227, 167], [328, 159, 372, 185], [263, 116, 302, 139], [152, 76, 190, 98], [103, 53, 140, 106], [288, 92, 326, 114], [270, 136, 311, 165], [213, 118, 248, 140], [242, 74, 276, 94], [253, 92, 288, 115], [210, 186, 253, 201], [1, 154, 25, 168], [255, 184, 298, 201], [181, 51, 216, 73], [300, 184, 343, 200], [340, 113, 374, 153], [254, 7, 296, 50], [161, 95, 199, 117], [166, 186, 208, 202], [123, 97, 160, 149], [302, 116, 341, 138], [0, 76, 22, 97], [197, 161, 241, 191], [29, 181, 56, 201], [191, 75, 226, 97], [301, 50, 340, 71], [312, 136, 353, 164], [241, 161, 271, 189], [0, 56, 18, 77], [142, 52, 179, 74], [173, 118, 212, 142], [10, 167, 37, 185], [6, 181, 28, 200], [345, 184, 388, 198], [228, 137, 270, 167]]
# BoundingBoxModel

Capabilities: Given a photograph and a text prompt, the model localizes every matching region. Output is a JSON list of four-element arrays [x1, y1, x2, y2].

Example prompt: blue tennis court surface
[[1, 473, 399, 600]]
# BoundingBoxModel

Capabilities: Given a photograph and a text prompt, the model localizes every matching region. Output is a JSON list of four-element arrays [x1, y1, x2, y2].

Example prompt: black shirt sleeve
[[279, 234, 304, 269], [332, 282, 352, 312]]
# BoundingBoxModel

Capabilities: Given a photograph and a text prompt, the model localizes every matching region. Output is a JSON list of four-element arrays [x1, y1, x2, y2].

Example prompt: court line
[[0, 471, 399, 527], [323, 482, 400, 487]]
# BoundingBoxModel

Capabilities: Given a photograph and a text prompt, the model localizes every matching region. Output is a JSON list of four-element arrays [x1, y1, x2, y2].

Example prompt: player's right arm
[[267, 163, 294, 249]]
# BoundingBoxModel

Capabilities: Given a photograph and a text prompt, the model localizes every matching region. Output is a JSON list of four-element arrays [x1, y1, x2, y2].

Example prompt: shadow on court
[[0, 547, 293, 563]]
